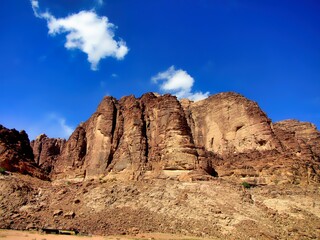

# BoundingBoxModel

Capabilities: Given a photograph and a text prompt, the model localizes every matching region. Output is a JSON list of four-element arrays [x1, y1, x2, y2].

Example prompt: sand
[[0, 229, 211, 240]]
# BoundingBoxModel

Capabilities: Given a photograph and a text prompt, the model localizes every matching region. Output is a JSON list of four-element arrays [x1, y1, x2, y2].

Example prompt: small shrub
[[241, 181, 252, 189], [0, 167, 6, 174]]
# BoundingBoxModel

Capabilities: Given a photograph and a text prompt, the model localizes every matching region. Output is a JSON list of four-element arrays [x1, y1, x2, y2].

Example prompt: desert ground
[[0, 230, 214, 240], [1, 173, 320, 240]]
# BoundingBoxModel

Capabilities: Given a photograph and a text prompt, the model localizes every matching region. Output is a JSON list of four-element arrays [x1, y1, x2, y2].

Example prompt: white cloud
[[152, 66, 209, 101], [31, 0, 128, 70], [31, 0, 41, 18]]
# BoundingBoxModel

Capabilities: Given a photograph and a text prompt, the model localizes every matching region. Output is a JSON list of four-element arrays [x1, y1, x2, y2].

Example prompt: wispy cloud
[[152, 66, 209, 101], [31, 0, 128, 70], [1, 112, 74, 140], [96, 0, 104, 6], [111, 73, 118, 78], [47, 113, 74, 138]]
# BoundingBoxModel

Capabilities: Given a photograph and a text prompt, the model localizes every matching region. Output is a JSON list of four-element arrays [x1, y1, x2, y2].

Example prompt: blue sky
[[0, 0, 319, 140]]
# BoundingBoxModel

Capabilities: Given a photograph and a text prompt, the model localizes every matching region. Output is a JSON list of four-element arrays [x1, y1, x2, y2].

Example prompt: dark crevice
[[107, 102, 118, 167], [257, 139, 267, 146], [236, 125, 244, 132], [110, 103, 117, 142], [178, 100, 196, 146], [141, 103, 149, 162], [210, 138, 214, 148], [78, 129, 87, 161]]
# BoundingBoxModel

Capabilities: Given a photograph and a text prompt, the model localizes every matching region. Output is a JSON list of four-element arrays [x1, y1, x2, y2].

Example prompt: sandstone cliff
[[52, 93, 201, 180], [30, 92, 319, 184], [187, 92, 282, 154], [3, 92, 319, 184], [1, 92, 320, 239]]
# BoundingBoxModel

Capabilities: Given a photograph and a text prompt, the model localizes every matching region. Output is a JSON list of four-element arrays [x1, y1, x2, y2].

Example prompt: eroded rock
[[2, 92, 319, 184], [31, 134, 65, 175], [47, 92, 320, 183], [0, 125, 47, 180]]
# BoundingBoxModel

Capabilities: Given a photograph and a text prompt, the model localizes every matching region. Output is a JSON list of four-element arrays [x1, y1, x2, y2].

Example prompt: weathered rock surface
[[49, 92, 319, 184], [1, 92, 319, 184], [189, 92, 282, 154], [274, 119, 320, 160], [1, 92, 320, 239], [31, 134, 65, 175], [0, 125, 47, 180], [53, 93, 201, 180]]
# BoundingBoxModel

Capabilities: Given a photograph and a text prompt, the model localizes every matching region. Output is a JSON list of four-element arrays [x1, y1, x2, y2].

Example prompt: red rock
[[2, 92, 320, 184], [31, 134, 65, 175], [0, 125, 48, 180]]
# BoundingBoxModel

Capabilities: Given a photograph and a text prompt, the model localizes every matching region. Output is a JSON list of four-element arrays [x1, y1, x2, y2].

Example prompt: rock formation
[[0, 125, 47, 180], [1, 92, 320, 239], [30, 134, 65, 175], [188, 92, 282, 154], [52, 93, 202, 180], [2, 92, 320, 184], [274, 119, 320, 160]]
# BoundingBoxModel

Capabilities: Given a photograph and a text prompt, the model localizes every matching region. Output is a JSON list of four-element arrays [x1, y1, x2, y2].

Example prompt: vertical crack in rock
[[106, 102, 118, 167], [140, 101, 149, 162], [76, 126, 87, 165]]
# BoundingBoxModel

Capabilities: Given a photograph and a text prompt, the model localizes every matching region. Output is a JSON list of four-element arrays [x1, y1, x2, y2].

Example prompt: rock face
[[48, 92, 320, 184], [274, 119, 320, 160], [1, 92, 319, 184], [54, 94, 200, 180], [188, 92, 282, 154], [0, 125, 47, 180], [30, 134, 65, 175], [1, 92, 320, 239]]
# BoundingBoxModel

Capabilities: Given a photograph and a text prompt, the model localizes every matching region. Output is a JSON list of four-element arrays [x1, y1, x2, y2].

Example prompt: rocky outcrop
[[49, 92, 320, 184], [31, 134, 65, 175], [53, 93, 201, 180], [274, 119, 320, 160], [0, 125, 47, 180], [140, 94, 198, 171], [1, 92, 320, 239], [189, 92, 282, 154], [2, 92, 319, 184]]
